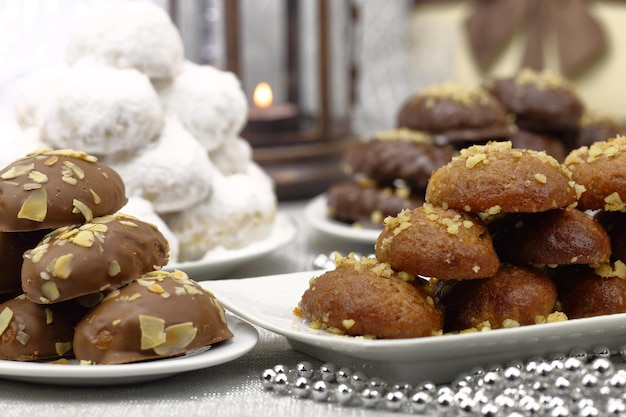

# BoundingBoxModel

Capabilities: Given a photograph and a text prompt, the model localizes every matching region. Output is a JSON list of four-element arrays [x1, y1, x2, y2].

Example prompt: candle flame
[[253, 82, 273, 109]]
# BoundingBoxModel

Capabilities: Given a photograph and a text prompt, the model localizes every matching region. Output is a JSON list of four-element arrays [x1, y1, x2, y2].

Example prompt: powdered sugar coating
[[13, 67, 66, 130], [164, 172, 277, 261], [65, 2, 184, 79], [38, 62, 164, 156], [102, 118, 215, 214], [209, 136, 253, 175], [156, 61, 248, 151]]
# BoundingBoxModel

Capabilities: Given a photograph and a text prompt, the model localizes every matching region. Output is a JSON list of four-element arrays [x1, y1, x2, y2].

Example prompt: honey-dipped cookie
[[490, 208, 611, 266], [375, 204, 500, 279], [0, 149, 127, 232], [22, 213, 169, 304], [73, 270, 233, 364], [297, 254, 442, 339], [435, 263, 558, 332], [564, 136, 626, 211], [425, 141, 581, 214]]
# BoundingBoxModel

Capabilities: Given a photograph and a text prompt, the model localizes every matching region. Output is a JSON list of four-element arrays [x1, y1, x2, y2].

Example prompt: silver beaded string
[[261, 345, 626, 416]]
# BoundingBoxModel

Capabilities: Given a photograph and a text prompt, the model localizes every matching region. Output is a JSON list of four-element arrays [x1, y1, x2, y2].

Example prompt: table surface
[[1, 200, 393, 417]]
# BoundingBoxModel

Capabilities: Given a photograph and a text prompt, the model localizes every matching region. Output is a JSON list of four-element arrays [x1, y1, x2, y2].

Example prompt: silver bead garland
[[261, 345, 626, 415]]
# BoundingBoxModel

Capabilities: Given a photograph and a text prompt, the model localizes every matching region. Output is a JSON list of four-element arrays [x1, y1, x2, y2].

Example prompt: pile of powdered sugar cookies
[[9, 1, 277, 264]]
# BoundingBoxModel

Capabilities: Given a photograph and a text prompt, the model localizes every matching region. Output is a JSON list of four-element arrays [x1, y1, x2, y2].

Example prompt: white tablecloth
[[1, 200, 389, 417]]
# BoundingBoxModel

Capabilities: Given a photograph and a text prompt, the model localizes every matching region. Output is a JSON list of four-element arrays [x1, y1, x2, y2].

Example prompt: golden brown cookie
[[553, 265, 626, 319], [22, 213, 169, 304], [297, 254, 442, 339], [594, 210, 626, 262], [396, 82, 513, 145], [375, 204, 500, 279], [490, 208, 611, 265], [435, 263, 558, 332], [73, 270, 233, 364], [425, 141, 581, 214], [564, 136, 626, 211], [0, 149, 127, 232]]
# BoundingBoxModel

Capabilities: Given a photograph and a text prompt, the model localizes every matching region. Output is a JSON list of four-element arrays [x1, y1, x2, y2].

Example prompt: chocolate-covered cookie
[[22, 213, 169, 304], [342, 131, 455, 191], [73, 270, 233, 364], [397, 82, 513, 145], [483, 68, 584, 132], [0, 230, 49, 294], [0, 294, 82, 361], [0, 149, 127, 232], [326, 180, 424, 226]]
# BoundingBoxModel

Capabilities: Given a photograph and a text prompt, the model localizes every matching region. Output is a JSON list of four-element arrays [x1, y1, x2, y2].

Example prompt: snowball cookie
[[426, 141, 581, 215], [0, 128, 48, 170], [0, 149, 127, 232], [208, 137, 253, 176], [38, 62, 164, 156], [65, 2, 183, 79], [375, 204, 500, 280], [118, 196, 180, 263], [13, 68, 66, 130], [564, 136, 626, 211], [22, 213, 169, 304], [553, 265, 626, 319], [490, 208, 611, 266], [297, 254, 443, 339], [102, 118, 215, 214], [156, 62, 248, 151], [0, 294, 83, 361], [73, 269, 233, 364], [434, 263, 558, 332], [164, 172, 277, 261]]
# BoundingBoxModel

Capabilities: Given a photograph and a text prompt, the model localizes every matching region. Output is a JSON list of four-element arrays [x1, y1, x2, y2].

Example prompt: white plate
[[0, 314, 258, 386], [165, 213, 297, 280], [209, 271, 626, 385], [304, 194, 381, 245]]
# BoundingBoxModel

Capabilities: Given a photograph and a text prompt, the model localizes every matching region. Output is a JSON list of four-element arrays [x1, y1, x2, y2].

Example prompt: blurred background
[[1, 0, 625, 198]]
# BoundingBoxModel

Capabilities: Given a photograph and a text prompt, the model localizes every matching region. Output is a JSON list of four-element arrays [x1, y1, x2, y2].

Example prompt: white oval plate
[[0, 314, 258, 386], [165, 213, 297, 280], [208, 271, 626, 385], [304, 194, 381, 245]]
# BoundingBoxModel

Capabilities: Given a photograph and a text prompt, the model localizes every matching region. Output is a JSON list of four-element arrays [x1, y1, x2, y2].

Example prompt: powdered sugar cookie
[[209, 136, 253, 175], [65, 2, 184, 79], [156, 62, 248, 151], [38, 62, 164, 156], [102, 118, 215, 214], [164, 172, 277, 261], [13, 67, 66, 130]]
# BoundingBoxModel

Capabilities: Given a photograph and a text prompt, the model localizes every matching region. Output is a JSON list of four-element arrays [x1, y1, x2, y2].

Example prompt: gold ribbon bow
[[465, 0, 607, 76]]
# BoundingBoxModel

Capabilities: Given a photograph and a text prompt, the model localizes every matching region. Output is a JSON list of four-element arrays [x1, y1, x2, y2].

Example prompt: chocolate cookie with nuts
[[21, 213, 169, 304], [73, 270, 233, 364], [0, 149, 127, 232]]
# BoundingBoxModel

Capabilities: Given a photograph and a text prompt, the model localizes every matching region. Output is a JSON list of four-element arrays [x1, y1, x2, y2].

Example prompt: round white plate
[[0, 314, 258, 386], [208, 271, 626, 385], [304, 194, 381, 245], [165, 213, 297, 280]]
